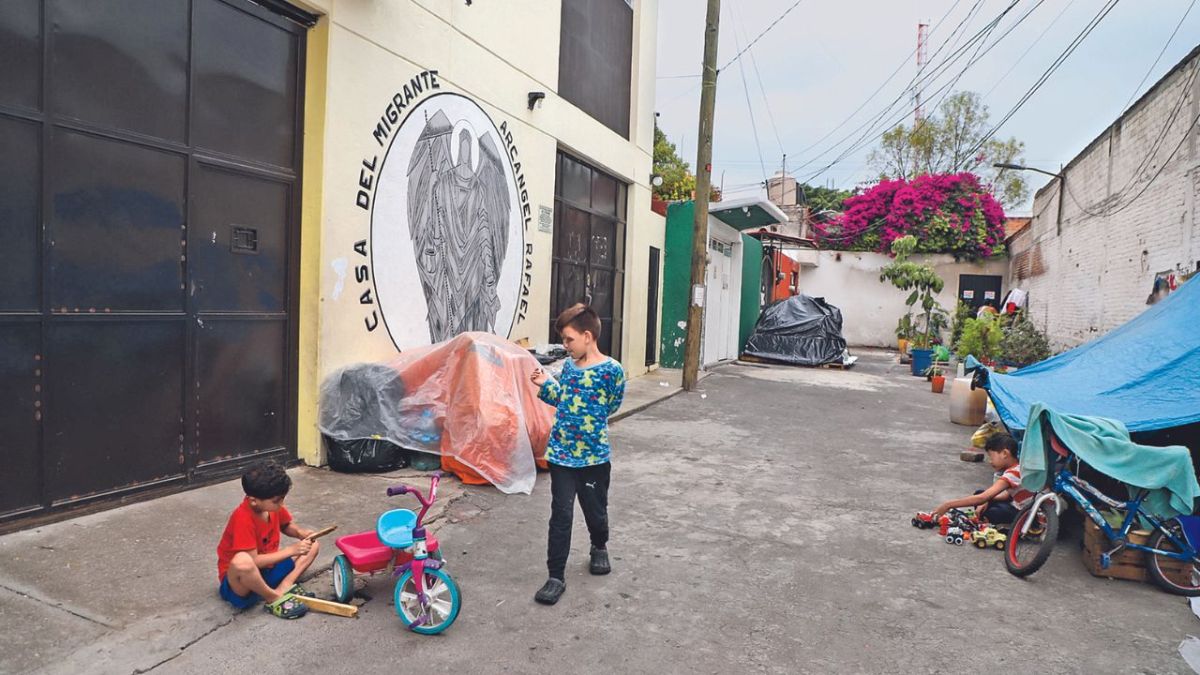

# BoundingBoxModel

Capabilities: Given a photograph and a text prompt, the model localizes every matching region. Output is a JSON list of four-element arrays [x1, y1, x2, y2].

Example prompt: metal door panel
[[190, 165, 289, 312], [195, 318, 285, 465], [0, 324, 42, 514], [0, 117, 41, 310], [0, 0, 42, 111], [49, 0, 189, 142], [45, 321, 185, 502], [193, 0, 298, 168], [50, 129, 185, 311]]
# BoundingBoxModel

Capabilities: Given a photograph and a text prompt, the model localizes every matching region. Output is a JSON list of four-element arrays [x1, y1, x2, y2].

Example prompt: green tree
[[797, 183, 852, 213], [868, 92, 1028, 210], [879, 235, 946, 349], [653, 126, 720, 202]]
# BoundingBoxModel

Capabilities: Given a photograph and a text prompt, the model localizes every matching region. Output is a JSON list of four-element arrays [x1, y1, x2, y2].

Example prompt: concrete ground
[[2, 351, 1196, 674]]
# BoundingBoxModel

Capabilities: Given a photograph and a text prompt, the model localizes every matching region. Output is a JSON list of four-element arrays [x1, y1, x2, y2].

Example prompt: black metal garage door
[[0, 0, 310, 527]]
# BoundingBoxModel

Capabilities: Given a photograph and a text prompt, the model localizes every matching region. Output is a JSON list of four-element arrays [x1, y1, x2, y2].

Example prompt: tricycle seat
[[377, 508, 417, 548], [334, 531, 395, 570]]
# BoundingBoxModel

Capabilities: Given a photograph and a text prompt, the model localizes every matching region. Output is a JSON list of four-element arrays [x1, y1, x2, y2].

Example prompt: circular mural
[[371, 92, 524, 351]]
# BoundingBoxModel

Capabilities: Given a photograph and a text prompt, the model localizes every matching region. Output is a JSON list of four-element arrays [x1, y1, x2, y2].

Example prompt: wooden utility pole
[[682, 0, 721, 392]]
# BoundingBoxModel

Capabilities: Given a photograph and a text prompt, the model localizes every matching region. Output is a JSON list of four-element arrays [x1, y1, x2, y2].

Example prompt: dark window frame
[[550, 151, 628, 360], [557, 0, 634, 138]]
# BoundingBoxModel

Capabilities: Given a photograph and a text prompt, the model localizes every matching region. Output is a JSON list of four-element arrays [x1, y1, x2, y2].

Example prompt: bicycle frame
[[387, 473, 445, 629], [1026, 458, 1197, 565]]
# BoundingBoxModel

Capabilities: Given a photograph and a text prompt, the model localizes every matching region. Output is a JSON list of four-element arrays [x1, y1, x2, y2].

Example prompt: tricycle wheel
[[394, 567, 461, 635], [332, 554, 354, 604]]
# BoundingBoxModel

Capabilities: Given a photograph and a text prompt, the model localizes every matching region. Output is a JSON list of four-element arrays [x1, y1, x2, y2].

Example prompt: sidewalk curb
[[610, 371, 711, 424]]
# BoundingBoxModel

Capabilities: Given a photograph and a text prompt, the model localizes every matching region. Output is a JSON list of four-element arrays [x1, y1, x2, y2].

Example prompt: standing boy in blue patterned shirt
[[531, 304, 626, 605]]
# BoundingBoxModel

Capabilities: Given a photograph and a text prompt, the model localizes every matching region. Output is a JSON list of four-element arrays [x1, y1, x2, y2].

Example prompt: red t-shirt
[[216, 497, 292, 581]]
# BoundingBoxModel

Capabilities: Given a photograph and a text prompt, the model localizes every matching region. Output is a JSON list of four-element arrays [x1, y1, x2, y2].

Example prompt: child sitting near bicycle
[[215, 460, 320, 619], [933, 433, 1033, 525], [530, 304, 626, 606]]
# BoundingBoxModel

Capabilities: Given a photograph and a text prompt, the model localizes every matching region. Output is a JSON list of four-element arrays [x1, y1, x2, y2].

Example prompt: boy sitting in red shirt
[[216, 461, 320, 619], [932, 434, 1033, 525]]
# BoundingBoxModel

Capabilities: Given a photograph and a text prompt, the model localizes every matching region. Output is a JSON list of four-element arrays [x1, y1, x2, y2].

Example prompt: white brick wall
[[1015, 51, 1200, 350]]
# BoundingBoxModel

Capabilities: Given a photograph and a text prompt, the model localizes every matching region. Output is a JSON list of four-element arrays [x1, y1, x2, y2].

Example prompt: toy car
[[911, 512, 938, 529], [971, 526, 1008, 550], [945, 526, 966, 545]]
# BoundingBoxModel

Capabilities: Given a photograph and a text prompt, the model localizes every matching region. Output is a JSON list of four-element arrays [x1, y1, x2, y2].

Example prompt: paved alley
[[7, 352, 1196, 674]]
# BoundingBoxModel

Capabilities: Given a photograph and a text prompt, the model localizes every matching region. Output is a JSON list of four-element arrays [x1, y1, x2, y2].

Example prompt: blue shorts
[[218, 557, 296, 609]]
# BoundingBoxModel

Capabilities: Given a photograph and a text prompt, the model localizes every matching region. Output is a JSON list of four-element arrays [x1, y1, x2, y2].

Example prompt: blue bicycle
[[1006, 421, 1200, 595]]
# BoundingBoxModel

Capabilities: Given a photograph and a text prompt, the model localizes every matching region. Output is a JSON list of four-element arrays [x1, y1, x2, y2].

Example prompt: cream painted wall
[[797, 251, 1010, 348], [301, 1, 660, 463]]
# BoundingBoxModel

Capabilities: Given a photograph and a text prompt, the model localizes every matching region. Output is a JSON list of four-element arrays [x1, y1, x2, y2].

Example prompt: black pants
[[973, 489, 1018, 525], [547, 462, 611, 580]]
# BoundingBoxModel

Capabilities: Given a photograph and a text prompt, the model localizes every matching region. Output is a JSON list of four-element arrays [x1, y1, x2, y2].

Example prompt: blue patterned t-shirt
[[538, 358, 626, 467]]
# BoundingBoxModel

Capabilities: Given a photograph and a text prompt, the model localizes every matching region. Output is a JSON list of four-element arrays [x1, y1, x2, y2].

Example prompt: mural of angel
[[406, 109, 512, 343]]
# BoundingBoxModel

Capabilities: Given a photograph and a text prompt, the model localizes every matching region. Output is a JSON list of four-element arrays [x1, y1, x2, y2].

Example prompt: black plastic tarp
[[742, 294, 847, 366]]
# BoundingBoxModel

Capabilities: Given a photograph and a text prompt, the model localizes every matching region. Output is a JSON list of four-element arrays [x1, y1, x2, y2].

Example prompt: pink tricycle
[[331, 471, 462, 634]]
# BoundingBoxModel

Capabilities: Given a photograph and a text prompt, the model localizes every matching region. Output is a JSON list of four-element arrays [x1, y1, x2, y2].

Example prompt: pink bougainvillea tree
[[812, 172, 1007, 259]]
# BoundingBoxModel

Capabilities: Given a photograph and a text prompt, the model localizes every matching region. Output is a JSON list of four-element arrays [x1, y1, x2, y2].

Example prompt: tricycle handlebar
[[386, 485, 409, 497]]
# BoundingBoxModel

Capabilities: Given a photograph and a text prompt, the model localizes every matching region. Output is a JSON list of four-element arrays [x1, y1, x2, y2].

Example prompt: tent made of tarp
[[319, 332, 553, 494], [742, 294, 847, 366], [972, 277, 1200, 435]]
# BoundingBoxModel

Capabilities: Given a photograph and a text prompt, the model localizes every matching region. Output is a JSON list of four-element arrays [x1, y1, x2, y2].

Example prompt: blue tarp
[[970, 278, 1200, 434]]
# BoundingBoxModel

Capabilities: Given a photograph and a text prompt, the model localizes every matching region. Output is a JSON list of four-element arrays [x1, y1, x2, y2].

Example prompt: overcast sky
[[654, 0, 1200, 213]]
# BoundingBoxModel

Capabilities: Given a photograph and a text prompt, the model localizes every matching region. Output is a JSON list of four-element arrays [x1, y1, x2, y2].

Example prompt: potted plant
[[896, 314, 915, 355], [880, 236, 946, 376], [925, 364, 947, 393], [955, 312, 1004, 365], [999, 310, 1052, 367]]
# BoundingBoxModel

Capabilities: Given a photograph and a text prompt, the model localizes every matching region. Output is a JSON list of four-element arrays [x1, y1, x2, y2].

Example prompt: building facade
[[0, 0, 661, 527], [1011, 45, 1200, 349]]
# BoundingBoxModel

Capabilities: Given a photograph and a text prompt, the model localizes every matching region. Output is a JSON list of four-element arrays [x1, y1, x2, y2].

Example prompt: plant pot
[[931, 375, 946, 393], [910, 348, 933, 376]]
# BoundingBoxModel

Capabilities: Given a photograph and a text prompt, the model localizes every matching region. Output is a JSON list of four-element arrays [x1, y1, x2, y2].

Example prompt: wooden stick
[[304, 525, 338, 541], [294, 595, 358, 618]]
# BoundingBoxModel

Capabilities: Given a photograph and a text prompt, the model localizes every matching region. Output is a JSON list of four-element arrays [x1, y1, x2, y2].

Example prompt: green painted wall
[[739, 233, 763, 352], [659, 201, 695, 368]]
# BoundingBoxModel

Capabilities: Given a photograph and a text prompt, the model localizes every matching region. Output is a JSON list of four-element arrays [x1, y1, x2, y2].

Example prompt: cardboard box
[[1081, 517, 1190, 584]]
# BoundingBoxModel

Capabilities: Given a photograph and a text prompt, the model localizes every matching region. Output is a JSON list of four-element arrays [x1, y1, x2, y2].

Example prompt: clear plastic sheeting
[[319, 332, 554, 494], [742, 294, 848, 366]]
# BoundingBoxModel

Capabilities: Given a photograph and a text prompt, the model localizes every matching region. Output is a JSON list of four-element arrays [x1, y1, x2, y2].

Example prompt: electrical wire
[[792, 0, 1019, 178], [958, 0, 1124, 168], [1122, 0, 1197, 111], [799, 1, 1027, 181], [719, 0, 807, 72], [729, 0, 769, 183], [983, 0, 1078, 99], [786, 0, 965, 162]]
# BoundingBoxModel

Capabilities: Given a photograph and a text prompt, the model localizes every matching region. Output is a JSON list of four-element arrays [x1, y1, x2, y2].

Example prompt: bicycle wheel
[[1145, 523, 1200, 596], [332, 554, 354, 604], [1005, 500, 1059, 577], [394, 567, 462, 635]]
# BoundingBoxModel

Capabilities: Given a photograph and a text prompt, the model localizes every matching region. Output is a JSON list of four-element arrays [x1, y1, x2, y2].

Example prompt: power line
[[788, 0, 980, 167], [983, 0, 1078, 99], [798, 0, 1026, 181], [1066, 65, 1200, 218], [1121, 0, 1197, 111], [792, 0, 1017, 177], [729, 0, 769, 183], [958, 0, 1124, 168], [739, 5, 785, 158], [719, 0, 807, 72]]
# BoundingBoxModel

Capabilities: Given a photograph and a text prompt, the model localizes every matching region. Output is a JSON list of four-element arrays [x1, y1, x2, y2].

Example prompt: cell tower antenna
[[914, 21, 929, 123]]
